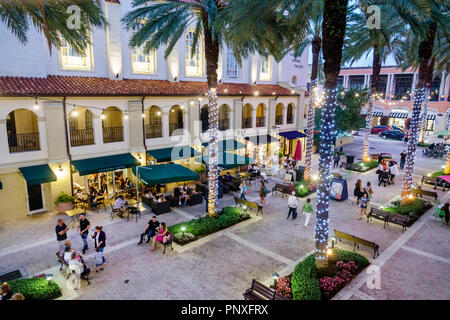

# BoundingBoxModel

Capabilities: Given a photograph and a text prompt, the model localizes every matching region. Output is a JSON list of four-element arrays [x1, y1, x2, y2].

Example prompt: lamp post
[[46, 274, 53, 285], [272, 273, 279, 289]]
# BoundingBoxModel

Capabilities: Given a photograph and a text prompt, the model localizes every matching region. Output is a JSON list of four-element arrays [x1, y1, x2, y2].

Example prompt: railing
[[8, 132, 40, 153], [70, 129, 94, 147], [169, 123, 183, 136], [145, 124, 163, 139], [287, 114, 294, 124], [102, 126, 124, 143], [256, 116, 265, 127], [242, 118, 252, 129], [219, 119, 230, 131], [275, 115, 283, 125]]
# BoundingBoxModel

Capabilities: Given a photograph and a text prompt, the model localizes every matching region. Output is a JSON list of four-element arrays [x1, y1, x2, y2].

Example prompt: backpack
[[263, 187, 268, 195]]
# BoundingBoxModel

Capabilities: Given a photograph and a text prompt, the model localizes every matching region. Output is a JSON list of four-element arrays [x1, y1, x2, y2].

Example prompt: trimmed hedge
[[431, 170, 444, 178], [347, 159, 378, 172], [334, 249, 369, 270], [384, 198, 433, 225], [9, 278, 61, 300], [294, 180, 317, 198]]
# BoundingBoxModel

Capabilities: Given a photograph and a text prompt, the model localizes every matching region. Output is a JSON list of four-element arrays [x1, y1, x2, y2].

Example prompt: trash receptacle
[[346, 155, 355, 164]]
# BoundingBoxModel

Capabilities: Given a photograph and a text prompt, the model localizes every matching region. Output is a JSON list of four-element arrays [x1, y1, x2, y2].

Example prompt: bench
[[162, 232, 174, 254], [367, 207, 389, 225], [243, 279, 290, 300], [367, 207, 408, 232], [386, 212, 409, 233], [234, 197, 263, 215], [412, 188, 438, 201], [334, 229, 380, 259], [272, 183, 294, 197], [421, 176, 446, 191]]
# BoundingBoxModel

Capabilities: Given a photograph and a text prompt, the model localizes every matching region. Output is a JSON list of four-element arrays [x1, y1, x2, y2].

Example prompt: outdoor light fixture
[[408, 194, 413, 199], [157, 111, 161, 116], [326, 248, 333, 256], [224, 89, 228, 93], [355, 93, 359, 97], [254, 91, 259, 96], [291, 90, 295, 94], [115, 73, 119, 78], [198, 98, 202, 101], [174, 76, 177, 81], [331, 237, 336, 248], [180, 105, 184, 109], [101, 114, 106, 120], [72, 111, 78, 117], [124, 114, 129, 120], [46, 274, 53, 284], [33, 99, 39, 110], [59, 165, 63, 172], [142, 113, 145, 118], [181, 226, 186, 233], [312, 174, 318, 181], [272, 273, 279, 288]]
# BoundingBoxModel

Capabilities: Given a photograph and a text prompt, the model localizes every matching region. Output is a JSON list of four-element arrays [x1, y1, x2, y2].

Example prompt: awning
[[278, 131, 307, 139], [195, 152, 254, 170], [202, 139, 245, 151], [147, 145, 201, 163], [389, 112, 408, 119], [133, 164, 199, 185], [372, 111, 384, 117], [72, 153, 140, 176], [427, 114, 436, 120], [244, 134, 279, 145], [19, 164, 57, 186]]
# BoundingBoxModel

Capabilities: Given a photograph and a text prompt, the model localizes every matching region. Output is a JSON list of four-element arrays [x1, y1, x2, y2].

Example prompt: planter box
[[56, 202, 73, 214]]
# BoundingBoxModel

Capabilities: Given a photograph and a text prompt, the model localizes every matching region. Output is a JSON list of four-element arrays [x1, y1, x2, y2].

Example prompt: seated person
[[224, 172, 233, 182], [75, 189, 84, 199], [113, 195, 127, 218], [145, 190, 155, 200], [89, 191, 98, 210], [123, 178, 132, 188], [179, 190, 190, 206], [138, 216, 160, 244], [160, 195, 167, 202], [151, 222, 168, 251]]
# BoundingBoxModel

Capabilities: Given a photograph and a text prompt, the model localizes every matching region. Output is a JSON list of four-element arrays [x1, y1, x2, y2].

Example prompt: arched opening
[[256, 103, 266, 127], [200, 104, 209, 133], [287, 103, 295, 124], [102, 106, 123, 143], [219, 104, 231, 131], [169, 105, 184, 135], [6, 108, 40, 152], [145, 105, 162, 138], [69, 107, 94, 146], [275, 103, 284, 125], [242, 103, 252, 129]]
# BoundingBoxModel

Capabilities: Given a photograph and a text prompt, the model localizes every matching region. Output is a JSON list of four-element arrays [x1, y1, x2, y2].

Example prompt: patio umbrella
[[293, 141, 302, 161], [434, 130, 450, 137]]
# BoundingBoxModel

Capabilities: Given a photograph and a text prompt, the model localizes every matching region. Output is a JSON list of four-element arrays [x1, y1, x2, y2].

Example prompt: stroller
[[378, 171, 392, 187]]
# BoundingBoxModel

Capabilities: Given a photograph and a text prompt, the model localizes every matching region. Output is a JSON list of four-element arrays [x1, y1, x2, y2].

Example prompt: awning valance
[[147, 146, 200, 163], [195, 152, 254, 170], [19, 164, 57, 186], [72, 153, 140, 176], [133, 164, 199, 185], [389, 112, 408, 119], [244, 134, 279, 145], [278, 131, 307, 140], [372, 111, 384, 117], [427, 114, 436, 120], [202, 139, 245, 151]]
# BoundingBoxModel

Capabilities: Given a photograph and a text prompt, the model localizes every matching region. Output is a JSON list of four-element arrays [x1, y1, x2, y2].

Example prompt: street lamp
[[331, 236, 336, 248], [46, 274, 53, 285], [181, 226, 186, 235], [272, 273, 279, 288]]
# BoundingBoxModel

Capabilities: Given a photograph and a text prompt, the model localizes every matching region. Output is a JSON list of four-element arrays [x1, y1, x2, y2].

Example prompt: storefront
[[243, 134, 279, 165], [388, 109, 409, 128], [278, 131, 307, 158], [371, 111, 384, 126], [425, 114, 436, 132]]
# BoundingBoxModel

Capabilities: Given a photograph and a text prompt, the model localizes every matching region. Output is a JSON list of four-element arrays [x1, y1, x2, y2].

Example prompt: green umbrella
[[434, 131, 450, 137]]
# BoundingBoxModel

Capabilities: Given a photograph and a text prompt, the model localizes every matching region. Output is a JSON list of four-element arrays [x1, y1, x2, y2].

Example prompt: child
[[94, 247, 104, 272], [359, 192, 370, 220]]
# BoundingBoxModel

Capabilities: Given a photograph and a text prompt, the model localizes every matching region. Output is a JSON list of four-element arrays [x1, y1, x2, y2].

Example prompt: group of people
[[287, 192, 314, 228], [0, 283, 24, 300], [377, 157, 399, 185], [137, 216, 170, 251], [353, 179, 373, 219]]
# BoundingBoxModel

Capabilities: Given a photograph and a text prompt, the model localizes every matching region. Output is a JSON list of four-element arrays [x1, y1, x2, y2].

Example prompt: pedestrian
[[399, 150, 406, 170], [388, 160, 399, 184], [364, 181, 373, 200], [353, 179, 363, 206], [91, 226, 106, 266], [259, 181, 268, 206], [359, 192, 370, 220], [287, 191, 298, 220], [0, 282, 12, 300], [55, 218, 69, 260], [79, 213, 90, 254], [404, 131, 409, 144], [138, 216, 160, 245], [93, 247, 104, 272], [302, 198, 314, 228], [333, 152, 340, 168], [240, 180, 247, 200]]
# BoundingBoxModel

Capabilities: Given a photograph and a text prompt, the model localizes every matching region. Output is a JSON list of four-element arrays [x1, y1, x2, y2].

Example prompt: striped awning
[[389, 112, 408, 119], [372, 112, 384, 117], [427, 114, 436, 120]]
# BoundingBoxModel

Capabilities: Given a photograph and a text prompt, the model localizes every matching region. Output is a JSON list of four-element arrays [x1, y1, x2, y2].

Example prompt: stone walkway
[[0, 135, 448, 300]]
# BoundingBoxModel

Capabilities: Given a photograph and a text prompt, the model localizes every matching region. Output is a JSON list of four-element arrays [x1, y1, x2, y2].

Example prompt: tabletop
[[65, 208, 85, 217]]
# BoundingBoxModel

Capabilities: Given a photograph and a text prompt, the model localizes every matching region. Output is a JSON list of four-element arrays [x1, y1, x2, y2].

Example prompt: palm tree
[[0, 0, 106, 54]]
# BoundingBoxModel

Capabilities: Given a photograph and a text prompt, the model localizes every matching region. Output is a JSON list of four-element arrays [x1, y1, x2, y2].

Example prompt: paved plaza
[[0, 134, 449, 300]]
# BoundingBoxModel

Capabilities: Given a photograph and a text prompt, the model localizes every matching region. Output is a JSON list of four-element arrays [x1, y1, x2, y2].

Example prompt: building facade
[[0, 0, 309, 221]]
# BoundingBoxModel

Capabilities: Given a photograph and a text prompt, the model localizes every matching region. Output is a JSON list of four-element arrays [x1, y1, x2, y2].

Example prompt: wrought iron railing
[[256, 116, 265, 127], [102, 126, 124, 143], [219, 119, 230, 131], [8, 132, 40, 153], [70, 128, 94, 147], [242, 118, 252, 129], [145, 124, 163, 139]]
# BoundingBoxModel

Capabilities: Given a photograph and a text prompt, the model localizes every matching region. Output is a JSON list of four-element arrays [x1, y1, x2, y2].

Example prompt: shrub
[[348, 159, 378, 172], [275, 276, 292, 299], [291, 254, 321, 300], [294, 180, 317, 198], [194, 166, 207, 174], [319, 276, 348, 299], [173, 232, 196, 245], [335, 249, 369, 270], [9, 278, 61, 300], [417, 142, 429, 147], [431, 171, 444, 178], [54, 191, 74, 205], [384, 198, 432, 224]]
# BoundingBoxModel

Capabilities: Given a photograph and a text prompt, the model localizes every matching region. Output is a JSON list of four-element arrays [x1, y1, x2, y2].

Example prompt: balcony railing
[[219, 119, 230, 131], [103, 126, 124, 143], [287, 114, 294, 124], [256, 116, 265, 127], [8, 132, 40, 153], [275, 115, 283, 125], [242, 118, 252, 129], [169, 123, 183, 136], [145, 124, 163, 139], [70, 129, 94, 147]]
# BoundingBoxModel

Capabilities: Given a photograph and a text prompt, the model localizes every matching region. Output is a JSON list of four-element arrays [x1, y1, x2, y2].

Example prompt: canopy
[[438, 175, 450, 184], [244, 134, 279, 145], [372, 111, 384, 117], [19, 164, 57, 186], [72, 153, 140, 176], [147, 145, 201, 163], [202, 139, 245, 151], [133, 164, 199, 185], [278, 131, 307, 140], [388, 112, 408, 119], [195, 152, 254, 170]]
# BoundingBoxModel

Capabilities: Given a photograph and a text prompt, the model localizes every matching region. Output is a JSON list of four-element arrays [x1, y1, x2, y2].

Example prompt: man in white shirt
[[287, 191, 298, 220], [113, 195, 127, 218]]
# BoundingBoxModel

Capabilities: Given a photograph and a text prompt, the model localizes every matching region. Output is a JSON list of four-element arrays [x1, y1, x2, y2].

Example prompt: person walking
[[93, 247, 104, 272], [333, 152, 340, 168], [364, 181, 373, 200], [388, 160, 399, 184], [302, 198, 314, 228], [239, 180, 247, 200], [359, 192, 370, 220], [287, 191, 298, 220], [399, 151, 406, 170], [138, 216, 160, 245], [55, 218, 69, 260], [92, 226, 106, 266], [259, 181, 268, 206], [352, 179, 363, 206], [79, 214, 90, 254]]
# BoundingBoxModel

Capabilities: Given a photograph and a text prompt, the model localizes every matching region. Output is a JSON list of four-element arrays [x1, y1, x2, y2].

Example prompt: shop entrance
[[26, 184, 45, 213]]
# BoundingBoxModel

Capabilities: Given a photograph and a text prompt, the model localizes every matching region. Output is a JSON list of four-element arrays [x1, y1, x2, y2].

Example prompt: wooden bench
[[412, 188, 438, 201], [272, 183, 294, 197], [367, 207, 408, 233], [243, 279, 290, 300], [162, 232, 174, 254], [386, 212, 409, 233], [367, 207, 389, 225], [234, 197, 263, 215], [420, 176, 446, 191], [334, 229, 380, 259]]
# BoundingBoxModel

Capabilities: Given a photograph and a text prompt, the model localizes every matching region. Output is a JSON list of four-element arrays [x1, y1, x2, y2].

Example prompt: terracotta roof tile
[[105, 0, 120, 4], [0, 75, 298, 97]]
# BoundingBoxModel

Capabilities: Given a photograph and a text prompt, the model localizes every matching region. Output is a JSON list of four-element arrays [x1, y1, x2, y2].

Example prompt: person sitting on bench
[[151, 222, 168, 251], [113, 195, 127, 218], [138, 216, 160, 245], [179, 190, 190, 206]]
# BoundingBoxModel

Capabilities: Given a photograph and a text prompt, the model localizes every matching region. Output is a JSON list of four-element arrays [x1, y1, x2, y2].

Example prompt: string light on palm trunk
[[362, 93, 376, 162], [304, 81, 319, 180], [207, 87, 219, 217], [418, 89, 430, 143]]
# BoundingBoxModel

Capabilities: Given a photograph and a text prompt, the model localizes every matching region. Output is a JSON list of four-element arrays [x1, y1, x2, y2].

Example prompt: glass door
[[27, 184, 45, 213]]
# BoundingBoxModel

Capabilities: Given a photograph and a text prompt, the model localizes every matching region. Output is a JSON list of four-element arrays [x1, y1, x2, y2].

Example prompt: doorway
[[27, 184, 45, 213]]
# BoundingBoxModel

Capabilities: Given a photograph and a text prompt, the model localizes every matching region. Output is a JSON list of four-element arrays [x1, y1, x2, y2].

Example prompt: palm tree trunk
[[362, 48, 381, 162], [304, 36, 321, 180], [401, 22, 437, 200], [316, 0, 348, 264], [419, 58, 435, 143]]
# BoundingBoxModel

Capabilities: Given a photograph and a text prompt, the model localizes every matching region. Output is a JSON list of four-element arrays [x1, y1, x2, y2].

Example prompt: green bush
[[431, 171, 444, 178], [194, 166, 207, 174], [348, 159, 378, 172], [294, 180, 317, 198], [384, 198, 432, 224], [54, 191, 75, 205], [173, 232, 196, 245], [334, 249, 369, 270], [417, 142, 429, 147], [291, 254, 321, 300], [9, 278, 61, 300]]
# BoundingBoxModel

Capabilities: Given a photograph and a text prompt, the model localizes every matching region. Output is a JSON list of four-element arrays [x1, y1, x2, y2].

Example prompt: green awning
[[72, 153, 140, 176], [19, 164, 57, 186], [133, 164, 200, 185], [147, 146, 201, 163], [195, 152, 254, 170], [202, 139, 245, 151]]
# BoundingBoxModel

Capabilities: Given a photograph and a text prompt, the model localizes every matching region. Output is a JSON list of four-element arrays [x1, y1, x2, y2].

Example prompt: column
[[296, 90, 307, 130], [411, 73, 418, 95], [44, 101, 68, 161], [268, 98, 276, 129], [251, 105, 257, 128], [128, 100, 144, 150], [343, 75, 349, 89], [439, 71, 446, 99], [105, 1, 123, 79], [162, 111, 170, 138], [234, 99, 243, 129]]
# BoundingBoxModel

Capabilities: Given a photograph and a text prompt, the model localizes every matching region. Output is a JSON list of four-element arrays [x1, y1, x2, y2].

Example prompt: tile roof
[[105, 0, 120, 4], [0, 75, 298, 97]]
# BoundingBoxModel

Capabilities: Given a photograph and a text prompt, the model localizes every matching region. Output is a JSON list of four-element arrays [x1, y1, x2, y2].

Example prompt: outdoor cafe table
[[65, 208, 85, 227]]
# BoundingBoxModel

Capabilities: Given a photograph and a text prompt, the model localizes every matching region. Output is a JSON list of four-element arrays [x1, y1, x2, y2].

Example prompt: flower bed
[[294, 180, 317, 198], [281, 249, 369, 300], [168, 207, 250, 245], [346, 159, 378, 173], [9, 277, 61, 300], [383, 197, 433, 226]]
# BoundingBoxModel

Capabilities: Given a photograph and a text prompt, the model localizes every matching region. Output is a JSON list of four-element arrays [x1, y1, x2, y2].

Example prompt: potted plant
[[54, 191, 75, 213], [195, 165, 207, 182]]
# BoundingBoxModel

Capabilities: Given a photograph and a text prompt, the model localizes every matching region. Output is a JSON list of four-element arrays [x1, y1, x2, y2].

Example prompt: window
[[393, 74, 413, 100], [59, 34, 93, 70], [185, 30, 203, 77], [227, 49, 239, 78], [260, 56, 272, 81], [131, 23, 156, 74], [349, 75, 365, 89]]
